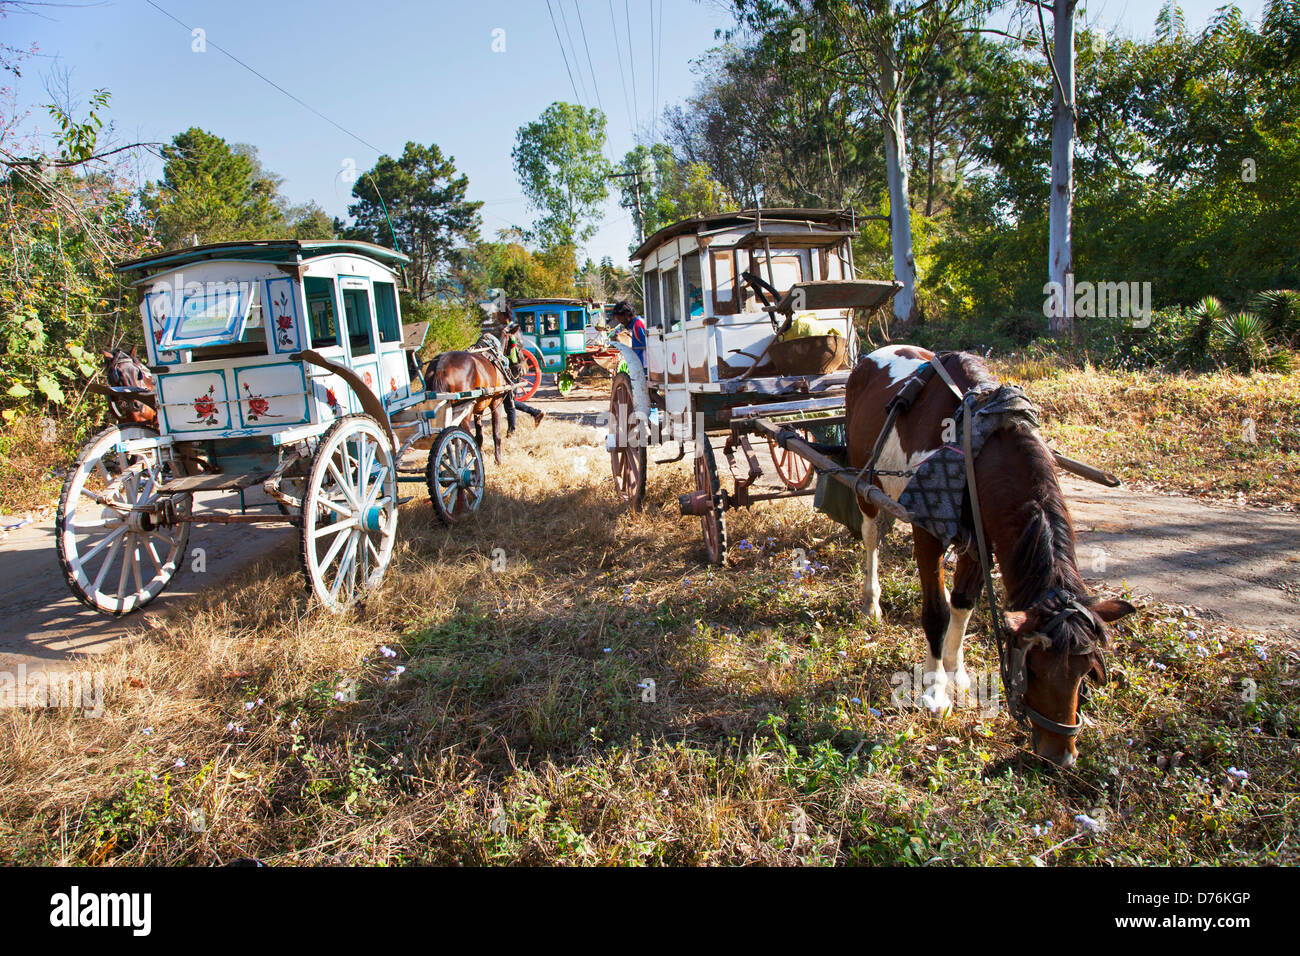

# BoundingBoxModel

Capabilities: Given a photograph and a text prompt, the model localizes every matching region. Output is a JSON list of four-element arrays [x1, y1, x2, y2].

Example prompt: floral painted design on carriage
[[192, 385, 220, 425], [325, 387, 343, 418], [242, 382, 279, 422], [271, 288, 299, 350]]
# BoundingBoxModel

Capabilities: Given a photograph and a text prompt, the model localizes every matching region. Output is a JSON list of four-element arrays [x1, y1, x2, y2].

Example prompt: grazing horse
[[421, 327, 513, 465], [102, 346, 156, 426], [847, 344, 1135, 766]]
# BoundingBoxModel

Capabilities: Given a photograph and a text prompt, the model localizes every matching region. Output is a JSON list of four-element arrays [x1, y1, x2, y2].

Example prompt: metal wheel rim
[[57, 425, 190, 614], [303, 418, 397, 611], [515, 351, 541, 401], [431, 429, 484, 521]]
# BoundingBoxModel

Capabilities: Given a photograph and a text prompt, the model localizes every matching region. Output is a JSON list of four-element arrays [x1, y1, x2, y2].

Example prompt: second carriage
[[604, 208, 906, 562]]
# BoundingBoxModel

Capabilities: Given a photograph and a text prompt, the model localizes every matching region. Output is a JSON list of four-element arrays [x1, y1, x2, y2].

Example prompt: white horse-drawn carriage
[[58, 240, 507, 615], [605, 208, 905, 560]]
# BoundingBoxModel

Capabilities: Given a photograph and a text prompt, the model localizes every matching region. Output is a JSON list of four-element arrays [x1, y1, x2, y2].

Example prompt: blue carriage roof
[[115, 239, 411, 276]]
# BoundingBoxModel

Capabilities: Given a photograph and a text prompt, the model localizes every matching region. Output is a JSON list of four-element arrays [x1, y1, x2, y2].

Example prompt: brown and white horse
[[847, 345, 1134, 766], [421, 327, 513, 465], [102, 346, 156, 426]]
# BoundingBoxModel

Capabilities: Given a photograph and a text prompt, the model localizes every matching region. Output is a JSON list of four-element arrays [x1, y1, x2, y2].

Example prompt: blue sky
[[5, 0, 1268, 266]]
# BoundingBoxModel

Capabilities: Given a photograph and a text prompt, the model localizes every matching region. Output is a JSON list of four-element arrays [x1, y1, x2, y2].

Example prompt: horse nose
[[1032, 730, 1077, 768]]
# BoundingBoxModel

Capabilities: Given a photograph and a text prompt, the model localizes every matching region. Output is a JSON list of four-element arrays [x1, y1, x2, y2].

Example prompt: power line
[[555, 0, 591, 105], [608, 0, 635, 142], [142, 0, 382, 156], [545, 0, 585, 106], [624, 0, 640, 140], [574, 0, 603, 113], [654, 0, 665, 143], [648, 0, 656, 142]]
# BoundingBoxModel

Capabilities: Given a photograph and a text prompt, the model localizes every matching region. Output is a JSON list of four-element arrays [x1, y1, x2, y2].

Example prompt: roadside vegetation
[[2, 423, 1294, 865]]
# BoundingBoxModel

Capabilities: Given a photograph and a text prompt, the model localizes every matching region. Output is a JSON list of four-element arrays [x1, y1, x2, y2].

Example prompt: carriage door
[[371, 279, 409, 407], [339, 276, 383, 412]]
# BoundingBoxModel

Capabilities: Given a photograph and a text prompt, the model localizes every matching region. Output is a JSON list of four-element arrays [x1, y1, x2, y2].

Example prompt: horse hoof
[[919, 685, 953, 714]]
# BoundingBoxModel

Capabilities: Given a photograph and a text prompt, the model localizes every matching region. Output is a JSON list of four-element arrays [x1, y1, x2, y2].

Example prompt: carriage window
[[341, 286, 374, 357], [374, 281, 401, 343], [682, 252, 705, 318], [541, 312, 560, 334], [520, 312, 536, 334], [305, 277, 339, 348], [565, 309, 584, 331], [644, 269, 661, 329], [663, 266, 682, 330], [711, 250, 737, 315], [768, 253, 807, 293]]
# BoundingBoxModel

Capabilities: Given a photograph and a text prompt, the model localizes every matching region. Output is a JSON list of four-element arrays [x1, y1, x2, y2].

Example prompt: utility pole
[[608, 167, 647, 244]]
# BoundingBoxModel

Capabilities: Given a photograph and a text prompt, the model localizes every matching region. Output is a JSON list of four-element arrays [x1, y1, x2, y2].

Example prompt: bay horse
[[847, 344, 1135, 766], [102, 346, 156, 426], [421, 327, 513, 465]]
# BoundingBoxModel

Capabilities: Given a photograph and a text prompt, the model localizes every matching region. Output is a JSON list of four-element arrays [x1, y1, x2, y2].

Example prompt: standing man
[[500, 312, 545, 432], [611, 300, 645, 369]]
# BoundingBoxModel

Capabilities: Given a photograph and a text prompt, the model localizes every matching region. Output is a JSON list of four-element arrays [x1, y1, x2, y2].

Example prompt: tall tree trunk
[[1047, 0, 1077, 336], [879, 45, 918, 326]]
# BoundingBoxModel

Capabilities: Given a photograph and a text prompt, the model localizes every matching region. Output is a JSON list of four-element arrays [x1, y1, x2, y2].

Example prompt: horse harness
[[861, 353, 1103, 738]]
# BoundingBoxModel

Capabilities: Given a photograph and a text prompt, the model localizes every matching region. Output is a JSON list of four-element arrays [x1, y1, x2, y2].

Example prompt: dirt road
[[2, 382, 1296, 672]]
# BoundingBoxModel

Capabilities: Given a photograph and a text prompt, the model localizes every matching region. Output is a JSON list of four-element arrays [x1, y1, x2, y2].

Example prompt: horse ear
[[102, 349, 115, 359], [1092, 598, 1137, 624], [129, 344, 138, 359], [1003, 610, 1028, 632]]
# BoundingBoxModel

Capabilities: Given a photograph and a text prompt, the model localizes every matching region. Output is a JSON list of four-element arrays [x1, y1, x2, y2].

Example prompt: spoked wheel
[[769, 429, 814, 490], [426, 425, 485, 525], [299, 415, 398, 612], [514, 349, 541, 401], [56, 424, 191, 615], [608, 370, 646, 511], [695, 437, 728, 565]]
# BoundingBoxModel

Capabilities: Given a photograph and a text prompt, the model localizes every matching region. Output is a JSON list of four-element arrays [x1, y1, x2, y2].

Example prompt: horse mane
[[1000, 428, 1100, 650]]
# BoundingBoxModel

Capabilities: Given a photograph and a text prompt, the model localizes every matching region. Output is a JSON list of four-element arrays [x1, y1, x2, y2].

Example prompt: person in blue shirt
[[611, 300, 645, 368]]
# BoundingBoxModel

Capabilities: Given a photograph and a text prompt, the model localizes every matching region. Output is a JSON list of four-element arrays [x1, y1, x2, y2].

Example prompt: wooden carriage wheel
[[56, 424, 191, 615], [514, 349, 541, 401], [695, 437, 728, 565], [769, 429, 815, 490], [608, 371, 646, 511], [426, 425, 486, 525], [299, 415, 398, 612]]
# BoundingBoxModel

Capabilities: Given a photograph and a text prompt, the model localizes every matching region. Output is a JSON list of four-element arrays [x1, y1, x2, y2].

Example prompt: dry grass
[[994, 363, 1300, 509], [0, 413, 85, 516], [1, 419, 1296, 866]]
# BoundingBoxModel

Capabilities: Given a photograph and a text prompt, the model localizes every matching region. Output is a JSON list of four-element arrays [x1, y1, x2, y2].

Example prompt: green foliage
[[141, 128, 284, 248], [403, 295, 479, 361], [512, 102, 611, 248], [616, 143, 729, 248], [343, 142, 482, 300]]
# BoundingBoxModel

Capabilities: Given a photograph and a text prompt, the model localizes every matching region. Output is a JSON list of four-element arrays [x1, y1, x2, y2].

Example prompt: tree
[[141, 128, 283, 248], [344, 142, 482, 301], [732, 0, 995, 326], [512, 102, 611, 249], [615, 143, 729, 248]]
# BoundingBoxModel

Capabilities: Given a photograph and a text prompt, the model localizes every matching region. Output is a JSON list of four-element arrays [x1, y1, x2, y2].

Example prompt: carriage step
[[160, 470, 274, 493]]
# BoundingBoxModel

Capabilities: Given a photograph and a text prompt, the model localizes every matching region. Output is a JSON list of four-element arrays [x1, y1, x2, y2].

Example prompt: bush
[[401, 295, 480, 362]]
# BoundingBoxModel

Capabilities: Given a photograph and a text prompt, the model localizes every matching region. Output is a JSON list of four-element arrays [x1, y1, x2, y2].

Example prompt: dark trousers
[[504, 393, 543, 430]]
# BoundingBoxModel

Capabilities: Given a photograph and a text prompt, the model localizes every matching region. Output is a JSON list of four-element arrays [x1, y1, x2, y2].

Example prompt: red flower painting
[[242, 382, 276, 422], [325, 387, 342, 417], [272, 291, 296, 348], [192, 385, 219, 425]]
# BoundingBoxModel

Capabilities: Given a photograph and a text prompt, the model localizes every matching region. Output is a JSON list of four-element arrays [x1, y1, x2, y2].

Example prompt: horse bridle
[[930, 357, 1102, 740], [106, 349, 151, 418]]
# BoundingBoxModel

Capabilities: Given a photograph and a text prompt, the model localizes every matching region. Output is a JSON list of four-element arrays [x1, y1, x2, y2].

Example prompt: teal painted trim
[[233, 363, 310, 429]]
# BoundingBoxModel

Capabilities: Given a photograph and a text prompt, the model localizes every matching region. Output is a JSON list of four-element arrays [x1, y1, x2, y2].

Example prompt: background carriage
[[59, 240, 506, 615], [604, 208, 904, 561], [489, 297, 621, 398]]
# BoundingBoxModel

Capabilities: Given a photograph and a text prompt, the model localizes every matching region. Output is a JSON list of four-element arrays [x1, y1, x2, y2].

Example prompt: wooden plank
[[723, 395, 845, 421]]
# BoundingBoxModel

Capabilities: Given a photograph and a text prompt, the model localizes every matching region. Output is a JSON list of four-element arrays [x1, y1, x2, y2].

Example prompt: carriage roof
[[630, 208, 856, 263], [116, 239, 410, 281]]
